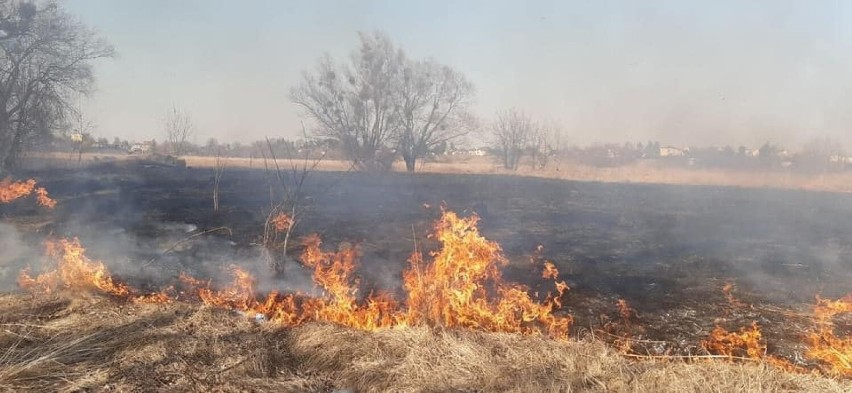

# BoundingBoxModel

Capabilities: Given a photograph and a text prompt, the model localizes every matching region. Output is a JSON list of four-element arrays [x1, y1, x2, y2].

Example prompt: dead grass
[[24, 152, 852, 194], [0, 293, 848, 392]]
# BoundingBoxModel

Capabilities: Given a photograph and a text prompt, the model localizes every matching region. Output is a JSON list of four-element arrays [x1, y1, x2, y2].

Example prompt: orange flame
[[542, 261, 559, 280], [805, 295, 852, 377], [702, 322, 765, 359], [270, 212, 293, 233], [0, 178, 55, 208], [19, 238, 130, 297], [20, 210, 574, 340], [402, 210, 571, 337]]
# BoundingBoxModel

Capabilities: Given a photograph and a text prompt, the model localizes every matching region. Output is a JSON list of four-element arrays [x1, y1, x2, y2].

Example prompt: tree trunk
[[404, 154, 416, 172]]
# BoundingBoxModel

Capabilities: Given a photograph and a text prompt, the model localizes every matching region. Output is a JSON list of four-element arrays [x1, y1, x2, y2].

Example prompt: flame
[[805, 295, 852, 377], [19, 238, 130, 297], [702, 322, 766, 359], [722, 282, 746, 308], [542, 261, 559, 280], [162, 210, 572, 337], [0, 178, 55, 208], [402, 210, 571, 337], [270, 212, 293, 233], [17, 205, 852, 378], [18, 211, 574, 341]]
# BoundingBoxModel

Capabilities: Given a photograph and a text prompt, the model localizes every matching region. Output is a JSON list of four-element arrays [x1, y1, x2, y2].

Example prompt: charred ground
[[4, 161, 852, 365]]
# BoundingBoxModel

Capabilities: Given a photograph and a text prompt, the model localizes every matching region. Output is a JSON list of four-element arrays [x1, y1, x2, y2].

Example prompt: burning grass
[[0, 295, 849, 392], [4, 179, 852, 390], [0, 177, 55, 208], [18, 209, 573, 338]]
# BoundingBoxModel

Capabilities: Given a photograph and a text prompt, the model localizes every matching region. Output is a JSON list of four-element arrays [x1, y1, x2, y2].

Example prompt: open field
[[2, 160, 852, 390], [21, 151, 852, 194]]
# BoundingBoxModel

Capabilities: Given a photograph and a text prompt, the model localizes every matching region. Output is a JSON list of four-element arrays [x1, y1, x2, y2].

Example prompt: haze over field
[[65, 0, 852, 148]]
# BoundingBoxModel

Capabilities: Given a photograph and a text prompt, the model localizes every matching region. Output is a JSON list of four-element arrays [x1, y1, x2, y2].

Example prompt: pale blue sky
[[64, 0, 852, 148]]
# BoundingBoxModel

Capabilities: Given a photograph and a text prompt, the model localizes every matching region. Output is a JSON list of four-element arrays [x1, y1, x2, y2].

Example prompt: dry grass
[[0, 293, 848, 392], [23, 152, 852, 194]]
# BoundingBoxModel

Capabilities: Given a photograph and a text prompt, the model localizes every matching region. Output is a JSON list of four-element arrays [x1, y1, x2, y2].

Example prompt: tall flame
[[402, 210, 571, 337], [20, 209, 573, 339]]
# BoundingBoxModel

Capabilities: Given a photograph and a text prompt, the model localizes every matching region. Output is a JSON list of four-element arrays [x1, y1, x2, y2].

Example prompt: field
[[2, 159, 852, 391]]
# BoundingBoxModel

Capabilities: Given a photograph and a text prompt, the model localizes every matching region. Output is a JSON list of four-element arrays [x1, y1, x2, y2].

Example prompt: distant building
[[451, 148, 487, 157], [129, 141, 153, 154], [70, 132, 83, 143], [659, 146, 686, 157]]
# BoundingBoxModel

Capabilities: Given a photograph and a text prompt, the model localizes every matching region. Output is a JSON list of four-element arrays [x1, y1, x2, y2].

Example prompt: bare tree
[[528, 120, 562, 170], [291, 32, 404, 171], [69, 99, 95, 165], [0, 1, 113, 173], [260, 132, 329, 275], [212, 149, 225, 211], [396, 59, 474, 171], [492, 109, 536, 170], [164, 105, 193, 156]]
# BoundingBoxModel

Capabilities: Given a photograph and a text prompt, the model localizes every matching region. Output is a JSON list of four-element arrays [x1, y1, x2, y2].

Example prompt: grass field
[[2, 157, 852, 391]]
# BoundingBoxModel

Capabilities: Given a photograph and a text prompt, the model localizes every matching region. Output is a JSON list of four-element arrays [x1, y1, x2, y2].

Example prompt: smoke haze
[[63, 0, 852, 148]]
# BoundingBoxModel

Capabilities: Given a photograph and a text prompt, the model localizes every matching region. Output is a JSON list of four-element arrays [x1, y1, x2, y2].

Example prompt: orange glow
[[805, 295, 852, 377], [270, 212, 293, 233], [542, 261, 559, 280], [617, 299, 634, 323], [402, 210, 572, 338], [702, 322, 765, 359], [0, 178, 55, 208], [20, 209, 573, 340], [722, 282, 746, 308], [19, 238, 130, 297]]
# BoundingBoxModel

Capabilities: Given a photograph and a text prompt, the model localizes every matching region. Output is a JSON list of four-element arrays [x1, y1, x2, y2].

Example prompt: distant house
[[659, 146, 686, 157], [451, 148, 487, 157], [829, 155, 852, 164], [129, 141, 153, 154]]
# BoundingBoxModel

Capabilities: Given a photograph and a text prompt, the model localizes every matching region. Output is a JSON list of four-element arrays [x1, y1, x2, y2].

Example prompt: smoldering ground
[[6, 160, 852, 360]]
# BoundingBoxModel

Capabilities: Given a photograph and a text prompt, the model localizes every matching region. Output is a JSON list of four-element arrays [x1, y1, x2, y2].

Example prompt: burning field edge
[[1, 294, 850, 392], [2, 177, 852, 391]]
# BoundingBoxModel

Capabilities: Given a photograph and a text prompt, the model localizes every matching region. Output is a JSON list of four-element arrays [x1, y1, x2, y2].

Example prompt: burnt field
[[4, 161, 852, 367]]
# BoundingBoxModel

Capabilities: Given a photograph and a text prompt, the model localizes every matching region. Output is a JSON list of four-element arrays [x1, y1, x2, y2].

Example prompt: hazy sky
[[64, 0, 852, 148]]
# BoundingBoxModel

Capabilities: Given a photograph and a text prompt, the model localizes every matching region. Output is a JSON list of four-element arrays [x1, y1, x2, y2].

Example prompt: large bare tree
[[0, 1, 113, 173], [291, 32, 404, 170], [292, 31, 474, 172], [492, 109, 537, 170], [396, 59, 474, 171], [164, 105, 193, 156]]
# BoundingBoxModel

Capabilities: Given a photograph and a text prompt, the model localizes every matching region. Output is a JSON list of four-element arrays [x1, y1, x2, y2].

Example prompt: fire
[[19, 238, 130, 297], [702, 322, 765, 359], [722, 282, 746, 308], [16, 199, 852, 378], [805, 295, 852, 377], [402, 210, 571, 337], [270, 212, 293, 233], [19, 209, 573, 340], [542, 261, 559, 279], [0, 178, 55, 208]]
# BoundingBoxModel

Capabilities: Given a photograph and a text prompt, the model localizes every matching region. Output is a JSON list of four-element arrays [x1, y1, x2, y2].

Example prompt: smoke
[[0, 223, 40, 289]]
